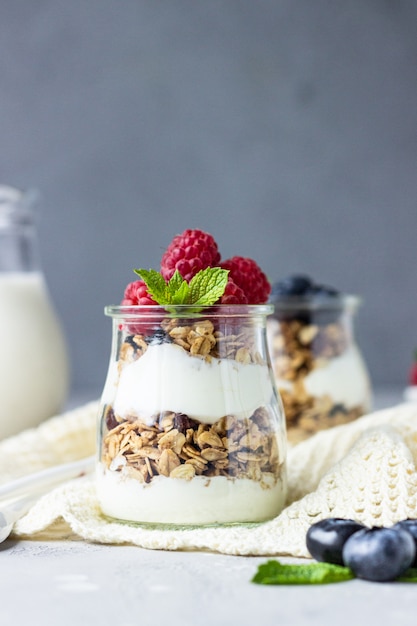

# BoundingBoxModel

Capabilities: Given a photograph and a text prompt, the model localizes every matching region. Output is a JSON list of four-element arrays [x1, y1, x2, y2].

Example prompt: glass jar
[[267, 295, 372, 445], [0, 185, 69, 439], [96, 304, 287, 527]]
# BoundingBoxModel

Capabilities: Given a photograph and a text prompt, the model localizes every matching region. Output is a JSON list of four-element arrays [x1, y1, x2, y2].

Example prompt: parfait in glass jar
[[96, 230, 287, 527], [267, 275, 372, 445]]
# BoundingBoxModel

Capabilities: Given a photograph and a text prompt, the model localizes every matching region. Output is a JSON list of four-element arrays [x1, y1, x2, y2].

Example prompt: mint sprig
[[252, 560, 417, 585], [397, 568, 417, 583], [251, 560, 354, 585], [134, 267, 229, 306]]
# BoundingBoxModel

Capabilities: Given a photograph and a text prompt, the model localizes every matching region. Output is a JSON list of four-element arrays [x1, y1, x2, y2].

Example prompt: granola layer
[[268, 316, 370, 444], [101, 406, 282, 486]]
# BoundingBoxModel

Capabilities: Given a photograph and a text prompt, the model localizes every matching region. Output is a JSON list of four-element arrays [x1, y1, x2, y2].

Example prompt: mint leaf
[[188, 267, 229, 306], [168, 270, 187, 293], [168, 271, 191, 304], [134, 268, 171, 304], [397, 568, 417, 583], [134, 267, 229, 307], [252, 560, 354, 585]]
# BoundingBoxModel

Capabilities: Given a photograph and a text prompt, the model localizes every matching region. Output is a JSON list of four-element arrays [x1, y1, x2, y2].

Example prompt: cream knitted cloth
[[2, 401, 417, 557]]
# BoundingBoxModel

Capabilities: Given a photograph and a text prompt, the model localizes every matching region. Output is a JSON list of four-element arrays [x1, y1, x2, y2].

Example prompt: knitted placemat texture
[[2, 400, 417, 556]]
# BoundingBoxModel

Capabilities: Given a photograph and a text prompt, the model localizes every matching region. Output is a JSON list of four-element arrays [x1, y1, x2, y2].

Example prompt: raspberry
[[409, 350, 417, 386], [219, 278, 248, 305], [121, 280, 157, 305], [121, 280, 158, 336], [161, 229, 221, 282], [220, 256, 271, 304]]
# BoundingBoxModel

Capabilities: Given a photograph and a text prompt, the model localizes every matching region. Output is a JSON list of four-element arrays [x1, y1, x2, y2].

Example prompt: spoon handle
[[0, 456, 95, 501]]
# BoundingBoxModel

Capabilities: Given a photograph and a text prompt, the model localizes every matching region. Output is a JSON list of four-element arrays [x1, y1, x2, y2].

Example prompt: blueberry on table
[[342, 527, 416, 582], [306, 518, 365, 566], [392, 519, 417, 566]]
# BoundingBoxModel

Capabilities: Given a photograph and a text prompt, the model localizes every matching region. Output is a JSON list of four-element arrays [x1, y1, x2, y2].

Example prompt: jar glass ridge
[[97, 304, 287, 527]]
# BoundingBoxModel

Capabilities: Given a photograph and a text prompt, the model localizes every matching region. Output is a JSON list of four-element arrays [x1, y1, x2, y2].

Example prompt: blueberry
[[392, 519, 417, 566], [271, 274, 313, 297], [342, 527, 416, 582], [306, 284, 340, 297], [146, 329, 171, 345], [306, 518, 365, 566], [270, 275, 341, 301]]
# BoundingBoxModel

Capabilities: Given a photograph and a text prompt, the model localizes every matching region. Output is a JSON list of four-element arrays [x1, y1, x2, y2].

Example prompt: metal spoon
[[0, 456, 95, 543], [0, 494, 39, 542]]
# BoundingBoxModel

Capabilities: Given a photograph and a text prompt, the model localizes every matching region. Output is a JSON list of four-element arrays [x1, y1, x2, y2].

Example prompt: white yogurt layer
[[108, 342, 274, 424], [96, 464, 286, 525], [277, 344, 371, 409]]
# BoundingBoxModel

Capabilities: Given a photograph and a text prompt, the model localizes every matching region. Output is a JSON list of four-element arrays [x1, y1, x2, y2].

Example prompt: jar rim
[[0, 186, 37, 228], [105, 303, 274, 319]]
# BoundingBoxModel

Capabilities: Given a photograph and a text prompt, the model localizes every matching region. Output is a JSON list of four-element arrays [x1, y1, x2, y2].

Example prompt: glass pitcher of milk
[[0, 185, 69, 439]]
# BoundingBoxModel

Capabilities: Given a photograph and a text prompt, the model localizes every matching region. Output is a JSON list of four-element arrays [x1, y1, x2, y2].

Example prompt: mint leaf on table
[[252, 560, 354, 585], [134, 267, 228, 307], [397, 568, 417, 583]]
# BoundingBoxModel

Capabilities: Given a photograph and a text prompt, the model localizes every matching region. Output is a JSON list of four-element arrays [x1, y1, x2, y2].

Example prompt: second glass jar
[[267, 295, 372, 445]]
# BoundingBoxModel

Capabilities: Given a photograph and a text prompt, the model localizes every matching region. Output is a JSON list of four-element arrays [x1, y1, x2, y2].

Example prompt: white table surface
[[1, 387, 412, 626]]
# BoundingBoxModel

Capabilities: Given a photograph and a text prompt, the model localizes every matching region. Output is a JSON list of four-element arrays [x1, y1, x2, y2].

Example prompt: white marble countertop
[[2, 538, 417, 626], [1, 387, 412, 626]]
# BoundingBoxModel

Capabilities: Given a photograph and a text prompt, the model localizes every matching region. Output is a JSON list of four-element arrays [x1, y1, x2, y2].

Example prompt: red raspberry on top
[[161, 228, 221, 282], [121, 280, 157, 305], [220, 256, 271, 304], [409, 351, 417, 386], [219, 277, 248, 305]]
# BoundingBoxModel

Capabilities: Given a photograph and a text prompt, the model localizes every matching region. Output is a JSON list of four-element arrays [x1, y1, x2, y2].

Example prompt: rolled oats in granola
[[268, 275, 372, 445]]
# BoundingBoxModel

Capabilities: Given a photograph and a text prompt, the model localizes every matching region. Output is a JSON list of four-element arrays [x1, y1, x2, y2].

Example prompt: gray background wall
[[0, 0, 416, 397]]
